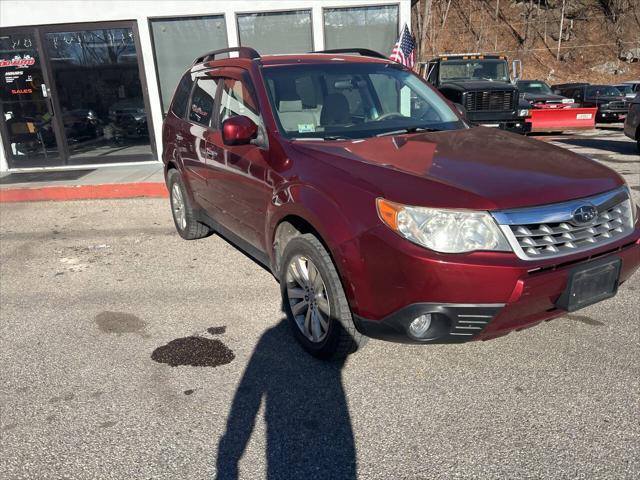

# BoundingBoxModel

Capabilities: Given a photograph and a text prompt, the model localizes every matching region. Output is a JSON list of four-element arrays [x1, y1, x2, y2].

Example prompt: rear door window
[[188, 77, 219, 127]]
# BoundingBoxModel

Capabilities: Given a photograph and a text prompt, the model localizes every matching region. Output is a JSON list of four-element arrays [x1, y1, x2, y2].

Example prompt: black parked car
[[552, 84, 629, 123], [516, 80, 575, 108]]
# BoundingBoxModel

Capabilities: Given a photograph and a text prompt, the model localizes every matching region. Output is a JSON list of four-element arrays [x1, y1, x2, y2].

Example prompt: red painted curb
[[0, 182, 168, 203]]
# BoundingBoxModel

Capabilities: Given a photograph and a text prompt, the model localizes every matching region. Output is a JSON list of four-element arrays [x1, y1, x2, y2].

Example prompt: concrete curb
[[0, 182, 168, 203]]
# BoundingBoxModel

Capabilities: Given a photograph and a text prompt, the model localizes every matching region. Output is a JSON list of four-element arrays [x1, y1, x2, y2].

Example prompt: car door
[[181, 73, 220, 213], [205, 70, 272, 252]]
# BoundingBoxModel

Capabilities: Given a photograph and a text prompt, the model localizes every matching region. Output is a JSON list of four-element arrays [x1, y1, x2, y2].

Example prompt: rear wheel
[[167, 169, 211, 240], [280, 234, 367, 359]]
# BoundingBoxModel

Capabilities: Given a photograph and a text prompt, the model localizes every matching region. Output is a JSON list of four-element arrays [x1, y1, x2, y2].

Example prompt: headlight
[[376, 199, 511, 253], [518, 108, 530, 117]]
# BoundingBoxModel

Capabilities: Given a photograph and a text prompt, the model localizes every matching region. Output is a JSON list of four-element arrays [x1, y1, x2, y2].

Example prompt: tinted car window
[[171, 73, 194, 118], [188, 77, 219, 127], [586, 86, 622, 97], [517, 81, 552, 95]]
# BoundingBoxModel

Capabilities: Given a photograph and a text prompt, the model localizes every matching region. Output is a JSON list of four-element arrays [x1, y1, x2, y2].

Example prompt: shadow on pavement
[[216, 319, 356, 480], [552, 138, 638, 155]]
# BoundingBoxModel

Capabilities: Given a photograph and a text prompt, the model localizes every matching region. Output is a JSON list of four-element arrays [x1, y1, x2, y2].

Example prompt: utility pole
[[557, 0, 565, 61]]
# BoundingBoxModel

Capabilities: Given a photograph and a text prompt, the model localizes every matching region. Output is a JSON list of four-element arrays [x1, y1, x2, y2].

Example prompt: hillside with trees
[[411, 0, 640, 83]]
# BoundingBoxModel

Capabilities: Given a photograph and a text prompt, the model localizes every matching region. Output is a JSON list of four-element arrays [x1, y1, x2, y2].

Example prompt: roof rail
[[313, 48, 387, 60], [192, 47, 260, 66]]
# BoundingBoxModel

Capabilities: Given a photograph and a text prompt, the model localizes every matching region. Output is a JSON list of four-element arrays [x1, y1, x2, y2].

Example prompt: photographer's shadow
[[216, 319, 356, 479]]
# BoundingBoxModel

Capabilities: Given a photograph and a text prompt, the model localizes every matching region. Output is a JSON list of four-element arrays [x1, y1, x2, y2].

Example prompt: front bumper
[[597, 110, 627, 122], [354, 303, 504, 344], [341, 224, 640, 344]]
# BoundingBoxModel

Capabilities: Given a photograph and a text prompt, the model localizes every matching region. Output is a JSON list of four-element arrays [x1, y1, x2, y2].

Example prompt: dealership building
[[0, 0, 410, 172]]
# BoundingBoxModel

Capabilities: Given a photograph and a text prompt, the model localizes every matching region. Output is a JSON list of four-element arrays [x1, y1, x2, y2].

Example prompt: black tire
[[280, 234, 367, 359], [167, 169, 212, 240]]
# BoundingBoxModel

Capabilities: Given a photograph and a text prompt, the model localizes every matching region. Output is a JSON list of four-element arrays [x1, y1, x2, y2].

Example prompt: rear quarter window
[[171, 73, 194, 118]]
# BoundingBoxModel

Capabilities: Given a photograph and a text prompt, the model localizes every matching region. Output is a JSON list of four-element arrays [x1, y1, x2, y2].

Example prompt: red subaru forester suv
[[162, 47, 640, 359]]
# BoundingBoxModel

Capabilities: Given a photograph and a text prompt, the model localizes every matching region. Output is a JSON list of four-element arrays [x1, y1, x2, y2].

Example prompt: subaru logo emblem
[[572, 204, 598, 225]]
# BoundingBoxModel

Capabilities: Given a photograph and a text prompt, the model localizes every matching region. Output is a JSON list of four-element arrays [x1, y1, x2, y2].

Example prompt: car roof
[[554, 82, 588, 87], [191, 52, 396, 73], [189, 47, 398, 73], [428, 54, 506, 61]]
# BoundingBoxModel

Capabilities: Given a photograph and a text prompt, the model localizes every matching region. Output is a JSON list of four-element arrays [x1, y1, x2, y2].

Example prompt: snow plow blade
[[526, 107, 597, 133]]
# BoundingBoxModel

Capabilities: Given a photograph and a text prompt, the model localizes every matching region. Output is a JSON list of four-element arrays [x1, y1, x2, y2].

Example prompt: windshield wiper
[[376, 127, 441, 137], [291, 135, 349, 141], [322, 135, 350, 141]]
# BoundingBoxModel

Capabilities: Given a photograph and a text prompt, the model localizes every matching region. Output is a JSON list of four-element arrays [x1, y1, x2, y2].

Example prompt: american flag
[[390, 23, 417, 68]]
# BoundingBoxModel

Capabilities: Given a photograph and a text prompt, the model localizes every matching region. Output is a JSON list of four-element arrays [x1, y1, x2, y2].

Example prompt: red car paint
[[163, 52, 640, 343]]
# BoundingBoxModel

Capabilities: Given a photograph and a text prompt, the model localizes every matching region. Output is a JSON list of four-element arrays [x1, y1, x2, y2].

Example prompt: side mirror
[[222, 115, 258, 146], [453, 102, 467, 119]]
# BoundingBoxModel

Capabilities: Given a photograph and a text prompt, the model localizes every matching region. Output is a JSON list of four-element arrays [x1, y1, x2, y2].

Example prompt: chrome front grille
[[492, 188, 635, 260], [608, 101, 628, 111]]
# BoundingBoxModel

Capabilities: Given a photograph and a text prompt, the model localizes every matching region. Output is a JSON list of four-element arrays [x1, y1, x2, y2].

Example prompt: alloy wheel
[[285, 255, 331, 343], [171, 183, 187, 231]]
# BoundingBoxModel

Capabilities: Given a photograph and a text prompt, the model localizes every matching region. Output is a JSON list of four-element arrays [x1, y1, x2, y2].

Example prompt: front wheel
[[280, 234, 367, 359]]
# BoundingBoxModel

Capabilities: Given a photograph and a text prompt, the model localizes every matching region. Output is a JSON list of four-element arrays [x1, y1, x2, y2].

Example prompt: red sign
[[11, 88, 33, 95], [0, 57, 36, 68]]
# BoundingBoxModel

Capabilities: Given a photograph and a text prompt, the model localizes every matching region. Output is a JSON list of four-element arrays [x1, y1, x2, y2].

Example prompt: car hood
[[291, 127, 623, 211], [523, 93, 567, 102], [441, 80, 516, 91], [594, 95, 626, 103]]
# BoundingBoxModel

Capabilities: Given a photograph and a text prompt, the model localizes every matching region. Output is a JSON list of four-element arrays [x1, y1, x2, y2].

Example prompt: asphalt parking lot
[[1, 126, 639, 479]]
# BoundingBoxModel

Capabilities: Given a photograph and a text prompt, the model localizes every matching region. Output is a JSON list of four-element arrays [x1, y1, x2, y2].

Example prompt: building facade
[[0, 0, 410, 172]]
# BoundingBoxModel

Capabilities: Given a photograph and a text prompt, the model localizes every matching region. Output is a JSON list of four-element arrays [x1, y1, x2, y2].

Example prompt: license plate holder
[[556, 257, 622, 312]]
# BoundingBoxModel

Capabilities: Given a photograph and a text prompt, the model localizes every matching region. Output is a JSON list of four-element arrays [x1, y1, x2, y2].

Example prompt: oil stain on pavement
[[95, 311, 147, 335], [151, 333, 235, 368]]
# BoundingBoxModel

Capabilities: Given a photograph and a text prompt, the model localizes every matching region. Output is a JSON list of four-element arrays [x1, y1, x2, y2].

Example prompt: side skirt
[[196, 209, 275, 277]]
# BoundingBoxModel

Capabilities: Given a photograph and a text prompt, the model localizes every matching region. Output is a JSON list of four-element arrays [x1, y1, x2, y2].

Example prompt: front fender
[[267, 182, 380, 313]]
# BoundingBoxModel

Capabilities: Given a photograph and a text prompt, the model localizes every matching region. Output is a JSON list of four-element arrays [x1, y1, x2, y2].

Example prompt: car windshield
[[587, 86, 622, 97], [615, 85, 634, 95], [439, 59, 509, 82], [262, 63, 464, 139], [518, 81, 553, 95]]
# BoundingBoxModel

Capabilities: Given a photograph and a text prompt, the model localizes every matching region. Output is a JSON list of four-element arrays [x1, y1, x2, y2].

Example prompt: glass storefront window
[[44, 27, 153, 162], [150, 15, 228, 114], [0, 32, 61, 167], [237, 10, 312, 55], [323, 5, 399, 55]]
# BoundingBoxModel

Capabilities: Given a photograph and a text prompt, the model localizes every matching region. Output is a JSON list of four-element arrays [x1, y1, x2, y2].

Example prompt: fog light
[[409, 314, 432, 338]]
